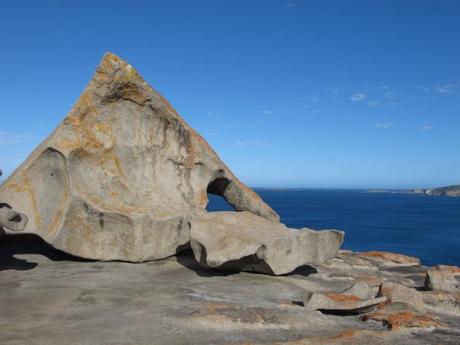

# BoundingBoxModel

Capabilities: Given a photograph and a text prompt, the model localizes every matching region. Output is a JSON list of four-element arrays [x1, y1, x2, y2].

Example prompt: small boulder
[[378, 282, 425, 312], [425, 268, 459, 294]]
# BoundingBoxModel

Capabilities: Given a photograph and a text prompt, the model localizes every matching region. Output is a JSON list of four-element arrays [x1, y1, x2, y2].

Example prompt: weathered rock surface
[[425, 267, 459, 294], [1, 236, 459, 345], [358, 251, 421, 266], [378, 282, 425, 312], [0, 53, 345, 273], [0, 205, 28, 232], [190, 211, 344, 275], [0, 52, 333, 265], [361, 309, 446, 330], [0, 170, 28, 232], [302, 291, 386, 313], [422, 291, 459, 311]]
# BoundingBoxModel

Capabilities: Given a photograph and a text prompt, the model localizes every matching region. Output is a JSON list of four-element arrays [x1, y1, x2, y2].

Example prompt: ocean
[[207, 189, 460, 267]]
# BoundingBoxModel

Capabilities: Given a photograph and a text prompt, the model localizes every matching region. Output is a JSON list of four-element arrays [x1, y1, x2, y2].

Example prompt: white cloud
[[257, 106, 273, 115], [350, 93, 367, 102], [234, 141, 248, 146], [207, 111, 222, 117], [373, 121, 394, 129], [417, 85, 431, 93], [420, 125, 433, 131], [434, 84, 455, 94], [0, 131, 36, 145], [286, 1, 296, 7], [233, 140, 269, 147]]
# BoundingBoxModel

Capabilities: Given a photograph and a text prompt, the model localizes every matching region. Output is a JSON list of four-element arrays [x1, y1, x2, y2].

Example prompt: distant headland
[[410, 185, 460, 197], [367, 184, 460, 197]]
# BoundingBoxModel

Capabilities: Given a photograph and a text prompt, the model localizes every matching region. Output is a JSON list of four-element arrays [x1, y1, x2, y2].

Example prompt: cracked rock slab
[[190, 211, 344, 275], [302, 292, 386, 313]]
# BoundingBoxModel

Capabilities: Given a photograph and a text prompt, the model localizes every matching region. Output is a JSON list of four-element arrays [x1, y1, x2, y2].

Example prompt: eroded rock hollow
[[0, 53, 343, 274]]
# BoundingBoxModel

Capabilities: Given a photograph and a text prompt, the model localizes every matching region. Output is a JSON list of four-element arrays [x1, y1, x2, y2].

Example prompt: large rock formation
[[0, 53, 343, 272]]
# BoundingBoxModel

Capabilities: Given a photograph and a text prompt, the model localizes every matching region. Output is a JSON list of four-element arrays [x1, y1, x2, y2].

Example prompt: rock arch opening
[[206, 178, 235, 212]]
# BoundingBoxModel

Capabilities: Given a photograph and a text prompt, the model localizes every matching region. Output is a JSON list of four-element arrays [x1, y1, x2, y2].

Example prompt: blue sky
[[0, 0, 459, 188]]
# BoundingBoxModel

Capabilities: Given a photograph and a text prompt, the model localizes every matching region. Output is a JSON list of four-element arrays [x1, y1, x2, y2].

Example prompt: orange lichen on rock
[[326, 329, 357, 342], [362, 311, 445, 330], [359, 251, 420, 265], [326, 293, 362, 303]]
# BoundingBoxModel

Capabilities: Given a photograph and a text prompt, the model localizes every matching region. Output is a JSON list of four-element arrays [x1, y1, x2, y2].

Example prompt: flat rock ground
[[1, 235, 459, 345]]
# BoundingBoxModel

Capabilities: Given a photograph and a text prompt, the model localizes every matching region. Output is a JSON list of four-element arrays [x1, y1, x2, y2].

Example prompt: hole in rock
[[9, 214, 22, 223], [206, 177, 235, 212], [291, 301, 305, 307]]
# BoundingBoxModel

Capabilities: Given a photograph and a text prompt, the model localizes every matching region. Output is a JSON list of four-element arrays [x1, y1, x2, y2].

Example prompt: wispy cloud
[[257, 106, 274, 115], [207, 111, 222, 117], [350, 93, 367, 102], [434, 84, 455, 94], [233, 140, 269, 147], [0, 131, 36, 145], [417, 85, 431, 93], [297, 95, 321, 113], [420, 125, 433, 131], [204, 130, 218, 137], [368, 100, 378, 107], [286, 1, 297, 7], [373, 121, 394, 129]]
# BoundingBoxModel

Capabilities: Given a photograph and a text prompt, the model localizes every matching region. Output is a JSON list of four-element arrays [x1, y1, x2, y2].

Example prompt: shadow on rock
[[174, 247, 317, 278], [175, 249, 241, 277], [281, 265, 318, 277], [0, 232, 92, 271]]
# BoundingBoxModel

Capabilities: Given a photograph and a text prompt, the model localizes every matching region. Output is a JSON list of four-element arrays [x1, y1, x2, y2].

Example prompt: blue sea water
[[207, 189, 460, 267]]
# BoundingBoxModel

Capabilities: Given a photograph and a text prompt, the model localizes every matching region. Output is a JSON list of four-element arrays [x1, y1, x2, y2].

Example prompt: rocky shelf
[[1, 235, 459, 345]]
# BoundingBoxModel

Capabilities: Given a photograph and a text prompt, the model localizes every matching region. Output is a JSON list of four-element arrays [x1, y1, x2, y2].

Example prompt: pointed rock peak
[[90, 52, 146, 93], [101, 51, 124, 64]]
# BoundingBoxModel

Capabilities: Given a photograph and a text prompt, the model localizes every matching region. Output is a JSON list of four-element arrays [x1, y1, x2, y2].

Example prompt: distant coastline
[[367, 184, 460, 197]]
